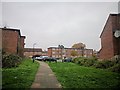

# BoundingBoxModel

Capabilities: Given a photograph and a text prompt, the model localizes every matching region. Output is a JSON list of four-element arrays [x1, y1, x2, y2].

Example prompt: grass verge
[[48, 62, 120, 88], [2, 59, 39, 89]]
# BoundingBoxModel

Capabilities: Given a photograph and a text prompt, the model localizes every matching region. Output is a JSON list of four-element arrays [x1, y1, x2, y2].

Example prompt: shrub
[[78, 59, 86, 65], [73, 57, 97, 67], [93, 61, 105, 68], [108, 64, 120, 73], [72, 58, 78, 63], [113, 58, 120, 64], [72, 57, 120, 73], [93, 59, 120, 73], [93, 59, 119, 69], [2, 54, 22, 68], [72, 57, 85, 64], [84, 58, 97, 67], [72, 57, 82, 63]]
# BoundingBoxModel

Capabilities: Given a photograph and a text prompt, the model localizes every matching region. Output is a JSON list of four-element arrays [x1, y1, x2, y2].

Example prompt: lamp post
[[33, 43, 36, 63]]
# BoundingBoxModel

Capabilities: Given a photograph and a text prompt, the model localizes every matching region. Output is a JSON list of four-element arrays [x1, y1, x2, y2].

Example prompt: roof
[[20, 36, 26, 38], [48, 47, 77, 49], [48, 47, 93, 50], [24, 48, 42, 52], [1, 27, 26, 38], [1, 27, 21, 36], [100, 14, 118, 38]]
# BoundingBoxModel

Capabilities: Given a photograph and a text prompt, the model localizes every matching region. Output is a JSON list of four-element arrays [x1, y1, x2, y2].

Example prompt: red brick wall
[[84, 49, 93, 58], [24, 48, 43, 57], [19, 36, 25, 56], [48, 47, 93, 58], [112, 15, 120, 56], [48, 48, 52, 57], [2, 30, 19, 54], [24, 51, 42, 57], [0, 29, 2, 49], [99, 14, 120, 59], [20, 36, 25, 49], [2, 28, 25, 57]]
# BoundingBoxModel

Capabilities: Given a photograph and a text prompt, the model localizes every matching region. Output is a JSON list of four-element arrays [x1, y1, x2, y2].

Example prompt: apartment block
[[48, 47, 93, 59], [1, 27, 26, 57]]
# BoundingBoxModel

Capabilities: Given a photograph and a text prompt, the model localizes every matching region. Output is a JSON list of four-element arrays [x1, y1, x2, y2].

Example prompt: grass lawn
[[2, 59, 39, 89], [48, 62, 120, 88]]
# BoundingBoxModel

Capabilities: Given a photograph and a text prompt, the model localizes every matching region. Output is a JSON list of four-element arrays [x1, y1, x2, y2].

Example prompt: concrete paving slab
[[31, 61, 62, 89]]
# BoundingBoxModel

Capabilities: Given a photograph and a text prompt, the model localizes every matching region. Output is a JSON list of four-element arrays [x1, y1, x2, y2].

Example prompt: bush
[[72, 57, 97, 67], [108, 64, 120, 73], [78, 59, 86, 65], [72, 57, 120, 73], [94, 59, 120, 69], [2, 54, 22, 68], [72, 57, 85, 64], [93, 61, 105, 68], [94, 60, 112, 69], [84, 58, 97, 67], [72, 57, 81, 63]]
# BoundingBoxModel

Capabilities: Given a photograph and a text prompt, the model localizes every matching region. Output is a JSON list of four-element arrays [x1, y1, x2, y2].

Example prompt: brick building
[[1, 27, 26, 57], [48, 46, 93, 59], [99, 14, 120, 59], [24, 48, 43, 57], [0, 29, 2, 51], [84, 49, 94, 58]]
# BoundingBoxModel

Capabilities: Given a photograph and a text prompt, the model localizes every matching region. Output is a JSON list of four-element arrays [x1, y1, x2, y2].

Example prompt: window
[[52, 51, 56, 54]]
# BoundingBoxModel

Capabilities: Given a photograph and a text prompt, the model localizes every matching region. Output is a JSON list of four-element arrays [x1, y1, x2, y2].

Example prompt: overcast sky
[[1, 1, 119, 51]]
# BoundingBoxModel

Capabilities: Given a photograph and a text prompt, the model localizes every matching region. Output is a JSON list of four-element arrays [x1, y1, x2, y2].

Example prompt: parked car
[[44, 57, 57, 62], [35, 56, 49, 61], [35, 56, 43, 60], [64, 58, 72, 62]]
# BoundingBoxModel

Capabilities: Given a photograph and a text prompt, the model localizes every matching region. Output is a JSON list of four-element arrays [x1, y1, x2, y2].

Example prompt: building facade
[[1, 27, 26, 57], [48, 47, 93, 59], [99, 14, 120, 59], [24, 48, 43, 57]]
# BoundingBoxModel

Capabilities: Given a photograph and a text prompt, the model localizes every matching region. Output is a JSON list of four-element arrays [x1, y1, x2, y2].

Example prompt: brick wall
[[24, 51, 42, 57], [2, 29, 19, 54], [0, 29, 2, 68], [99, 14, 120, 59], [112, 14, 120, 56], [48, 47, 93, 58], [2, 28, 25, 57], [24, 48, 42, 57], [84, 49, 93, 58], [48, 48, 52, 57], [0, 29, 2, 49], [18, 36, 25, 57]]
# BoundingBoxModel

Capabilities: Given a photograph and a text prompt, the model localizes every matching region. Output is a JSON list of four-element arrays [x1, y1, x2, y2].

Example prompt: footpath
[[31, 61, 62, 88]]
